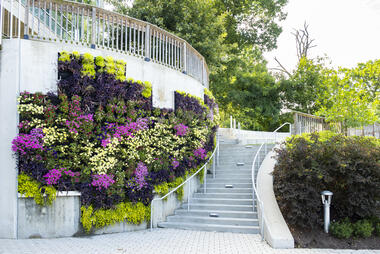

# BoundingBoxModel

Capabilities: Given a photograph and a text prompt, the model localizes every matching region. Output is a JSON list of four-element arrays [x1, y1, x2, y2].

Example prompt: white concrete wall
[[18, 192, 81, 238], [218, 128, 291, 144], [0, 39, 20, 239], [257, 145, 294, 249], [0, 38, 206, 239], [9, 39, 205, 107]]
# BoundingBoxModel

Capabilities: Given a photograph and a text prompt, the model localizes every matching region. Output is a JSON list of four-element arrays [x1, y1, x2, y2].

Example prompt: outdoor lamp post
[[321, 190, 333, 233]]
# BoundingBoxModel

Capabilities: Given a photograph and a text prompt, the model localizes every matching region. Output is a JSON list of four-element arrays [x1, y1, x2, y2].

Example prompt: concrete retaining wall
[[15, 172, 201, 238], [257, 145, 294, 248], [18, 192, 81, 238], [0, 38, 205, 238]]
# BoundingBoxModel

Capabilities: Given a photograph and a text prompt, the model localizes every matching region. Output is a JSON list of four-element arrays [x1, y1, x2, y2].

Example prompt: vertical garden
[[13, 51, 219, 232]]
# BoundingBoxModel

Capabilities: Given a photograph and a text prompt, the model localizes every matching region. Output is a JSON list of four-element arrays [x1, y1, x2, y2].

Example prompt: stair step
[[205, 178, 252, 183], [204, 183, 252, 188], [183, 203, 254, 212], [157, 222, 260, 234], [190, 198, 252, 205], [205, 188, 253, 193], [214, 170, 251, 173], [207, 174, 252, 179], [175, 209, 258, 219], [166, 215, 259, 226], [193, 193, 253, 199]]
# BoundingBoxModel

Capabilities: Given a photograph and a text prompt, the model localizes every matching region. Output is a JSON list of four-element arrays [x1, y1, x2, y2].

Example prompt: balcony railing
[[0, 0, 209, 86]]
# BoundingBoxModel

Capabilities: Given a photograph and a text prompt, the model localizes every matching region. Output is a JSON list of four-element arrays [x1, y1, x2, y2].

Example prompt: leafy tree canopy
[[106, 0, 288, 130]]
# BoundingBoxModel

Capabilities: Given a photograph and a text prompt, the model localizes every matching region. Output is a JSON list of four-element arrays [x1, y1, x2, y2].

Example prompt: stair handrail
[[0, 0, 209, 86], [251, 122, 291, 241], [150, 131, 220, 230], [251, 143, 266, 240]]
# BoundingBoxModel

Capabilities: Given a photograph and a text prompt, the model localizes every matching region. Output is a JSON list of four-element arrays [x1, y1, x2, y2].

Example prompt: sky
[[264, 0, 380, 73]]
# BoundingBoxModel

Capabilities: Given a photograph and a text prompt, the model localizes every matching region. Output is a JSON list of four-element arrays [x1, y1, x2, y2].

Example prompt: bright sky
[[264, 0, 380, 73]]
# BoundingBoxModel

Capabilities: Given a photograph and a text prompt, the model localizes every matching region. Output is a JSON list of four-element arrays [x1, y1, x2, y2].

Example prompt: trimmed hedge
[[273, 131, 380, 229]]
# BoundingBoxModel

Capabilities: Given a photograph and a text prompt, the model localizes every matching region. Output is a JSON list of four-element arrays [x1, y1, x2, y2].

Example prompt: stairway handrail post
[[203, 162, 207, 194], [187, 179, 191, 211]]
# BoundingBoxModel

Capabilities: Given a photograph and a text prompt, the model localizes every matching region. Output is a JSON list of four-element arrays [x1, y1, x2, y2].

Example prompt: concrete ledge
[[257, 145, 294, 249], [18, 193, 81, 238]]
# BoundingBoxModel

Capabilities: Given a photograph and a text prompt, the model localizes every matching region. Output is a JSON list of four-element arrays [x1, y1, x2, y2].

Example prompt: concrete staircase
[[158, 136, 273, 234]]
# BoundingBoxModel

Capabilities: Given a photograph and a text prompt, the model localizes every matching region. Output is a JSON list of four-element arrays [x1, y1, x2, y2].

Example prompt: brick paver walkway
[[0, 229, 379, 254]]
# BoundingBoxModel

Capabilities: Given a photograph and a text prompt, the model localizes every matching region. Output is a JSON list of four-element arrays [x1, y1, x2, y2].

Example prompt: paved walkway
[[0, 229, 379, 254]]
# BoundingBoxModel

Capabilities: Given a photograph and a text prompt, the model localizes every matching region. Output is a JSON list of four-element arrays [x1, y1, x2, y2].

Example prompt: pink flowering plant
[[173, 124, 189, 136], [13, 51, 218, 232]]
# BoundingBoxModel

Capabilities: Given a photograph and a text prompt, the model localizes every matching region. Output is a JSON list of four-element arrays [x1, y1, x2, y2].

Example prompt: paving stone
[[0, 229, 378, 254]]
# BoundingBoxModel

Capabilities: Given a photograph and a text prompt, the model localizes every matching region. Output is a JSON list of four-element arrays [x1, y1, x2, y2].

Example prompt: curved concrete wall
[[0, 38, 206, 238], [257, 145, 294, 249]]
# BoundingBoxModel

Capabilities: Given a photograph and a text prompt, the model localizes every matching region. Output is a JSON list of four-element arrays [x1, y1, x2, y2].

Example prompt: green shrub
[[273, 131, 380, 229], [18, 173, 57, 206], [375, 222, 380, 237], [330, 218, 354, 239], [353, 220, 374, 238]]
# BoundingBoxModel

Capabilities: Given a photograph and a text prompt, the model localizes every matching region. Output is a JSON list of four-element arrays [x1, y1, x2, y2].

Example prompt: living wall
[[273, 131, 380, 229], [13, 51, 219, 232]]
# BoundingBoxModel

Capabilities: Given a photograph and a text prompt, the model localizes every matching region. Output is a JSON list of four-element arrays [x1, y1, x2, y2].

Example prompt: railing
[[0, 0, 209, 86], [251, 122, 291, 241], [150, 132, 220, 230]]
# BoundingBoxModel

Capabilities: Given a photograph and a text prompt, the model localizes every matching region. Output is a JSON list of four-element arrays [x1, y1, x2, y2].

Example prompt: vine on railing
[[0, 0, 209, 86]]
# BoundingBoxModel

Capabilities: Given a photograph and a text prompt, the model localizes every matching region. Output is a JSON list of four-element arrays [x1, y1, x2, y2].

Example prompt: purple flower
[[12, 128, 44, 155], [173, 124, 189, 136], [65, 114, 93, 134], [194, 147, 207, 160], [44, 168, 62, 185], [134, 162, 148, 190], [91, 174, 115, 190], [172, 159, 180, 169], [101, 137, 112, 148]]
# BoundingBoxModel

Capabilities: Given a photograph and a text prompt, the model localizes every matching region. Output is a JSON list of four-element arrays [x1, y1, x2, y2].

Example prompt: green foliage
[[81, 53, 96, 78], [154, 177, 184, 201], [18, 173, 57, 206], [107, 0, 288, 131], [228, 63, 282, 130], [141, 81, 152, 98], [204, 88, 215, 102], [330, 218, 354, 239], [80, 202, 150, 232], [280, 57, 328, 114], [58, 51, 71, 62], [375, 222, 380, 237], [316, 65, 379, 129], [273, 131, 380, 229], [353, 220, 374, 238]]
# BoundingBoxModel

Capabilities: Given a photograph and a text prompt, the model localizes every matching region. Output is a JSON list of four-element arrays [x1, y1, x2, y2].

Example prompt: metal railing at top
[[0, 0, 209, 86], [251, 122, 291, 241], [150, 132, 220, 230]]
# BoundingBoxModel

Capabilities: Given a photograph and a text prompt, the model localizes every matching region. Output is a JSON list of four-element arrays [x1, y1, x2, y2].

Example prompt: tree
[[228, 63, 282, 130], [274, 22, 316, 76], [316, 67, 379, 130], [106, 0, 289, 130], [280, 56, 328, 114]]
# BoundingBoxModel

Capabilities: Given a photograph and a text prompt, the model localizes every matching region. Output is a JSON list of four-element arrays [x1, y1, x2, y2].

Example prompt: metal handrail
[[273, 122, 291, 142], [251, 143, 265, 240], [0, 0, 209, 86], [251, 123, 291, 241], [150, 132, 219, 230]]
